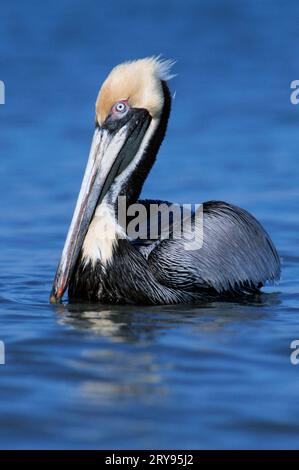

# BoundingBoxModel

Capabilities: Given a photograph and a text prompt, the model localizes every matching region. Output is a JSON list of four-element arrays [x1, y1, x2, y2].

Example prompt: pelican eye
[[112, 100, 129, 116]]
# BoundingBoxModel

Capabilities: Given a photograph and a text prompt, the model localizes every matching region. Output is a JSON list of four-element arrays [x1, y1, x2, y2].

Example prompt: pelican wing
[[144, 201, 281, 295]]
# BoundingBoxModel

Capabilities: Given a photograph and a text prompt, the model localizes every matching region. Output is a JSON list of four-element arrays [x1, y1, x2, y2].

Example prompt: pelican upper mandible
[[50, 57, 280, 305]]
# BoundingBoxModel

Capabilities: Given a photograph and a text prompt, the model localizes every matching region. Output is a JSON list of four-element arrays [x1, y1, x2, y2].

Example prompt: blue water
[[1, 0, 299, 449]]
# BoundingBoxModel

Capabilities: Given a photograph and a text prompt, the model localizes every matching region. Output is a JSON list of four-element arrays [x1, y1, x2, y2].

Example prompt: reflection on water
[[58, 307, 130, 340], [51, 297, 280, 408], [1, 0, 299, 450], [57, 295, 279, 340]]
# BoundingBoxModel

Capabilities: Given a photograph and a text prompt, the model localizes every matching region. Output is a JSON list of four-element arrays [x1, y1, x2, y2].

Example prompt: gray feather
[[144, 201, 280, 294]]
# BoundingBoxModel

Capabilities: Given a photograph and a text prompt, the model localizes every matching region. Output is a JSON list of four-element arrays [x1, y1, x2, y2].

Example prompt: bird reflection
[[54, 292, 281, 342], [55, 302, 178, 343], [52, 294, 281, 404]]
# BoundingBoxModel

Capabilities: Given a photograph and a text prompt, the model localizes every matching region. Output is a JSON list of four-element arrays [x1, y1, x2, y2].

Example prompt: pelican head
[[50, 57, 174, 303]]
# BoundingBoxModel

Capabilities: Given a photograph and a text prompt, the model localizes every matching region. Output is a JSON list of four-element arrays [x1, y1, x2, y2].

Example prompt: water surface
[[0, 0, 299, 449]]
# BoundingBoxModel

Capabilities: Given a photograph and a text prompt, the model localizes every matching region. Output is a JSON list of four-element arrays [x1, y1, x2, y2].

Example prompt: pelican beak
[[50, 109, 151, 303]]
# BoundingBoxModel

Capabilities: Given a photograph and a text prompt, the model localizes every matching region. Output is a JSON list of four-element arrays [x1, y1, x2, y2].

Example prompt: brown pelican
[[50, 57, 280, 305]]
